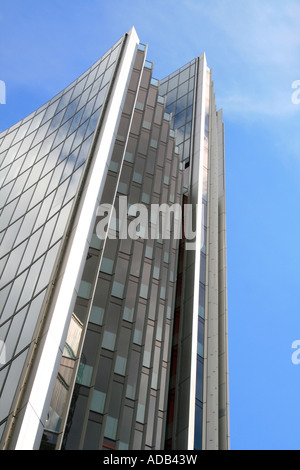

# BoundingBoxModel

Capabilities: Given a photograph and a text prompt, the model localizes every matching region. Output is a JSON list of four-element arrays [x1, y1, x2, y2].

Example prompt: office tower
[[0, 27, 229, 451]]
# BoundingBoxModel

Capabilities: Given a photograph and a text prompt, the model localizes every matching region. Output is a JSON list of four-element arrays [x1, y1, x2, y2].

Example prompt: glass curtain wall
[[0, 37, 124, 445]]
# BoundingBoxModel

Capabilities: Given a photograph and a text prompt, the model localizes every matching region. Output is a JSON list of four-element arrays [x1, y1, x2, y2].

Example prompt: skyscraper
[[0, 27, 229, 451]]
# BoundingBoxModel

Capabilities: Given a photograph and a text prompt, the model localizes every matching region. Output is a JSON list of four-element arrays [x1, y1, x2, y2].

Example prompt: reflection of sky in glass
[[0, 37, 123, 435], [158, 61, 195, 161]]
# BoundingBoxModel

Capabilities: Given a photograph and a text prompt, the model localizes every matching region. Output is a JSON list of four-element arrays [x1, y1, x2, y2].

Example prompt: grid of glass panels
[[158, 60, 196, 163], [55, 50, 183, 451], [40, 45, 148, 450], [160, 59, 209, 450], [0, 36, 124, 443]]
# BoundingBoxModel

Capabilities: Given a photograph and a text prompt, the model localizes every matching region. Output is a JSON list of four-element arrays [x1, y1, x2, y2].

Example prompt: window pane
[[89, 306, 104, 325], [83, 420, 101, 450], [90, 389, 106, 414], [76, 363, 93, 386], [104, 416, 118, 440]]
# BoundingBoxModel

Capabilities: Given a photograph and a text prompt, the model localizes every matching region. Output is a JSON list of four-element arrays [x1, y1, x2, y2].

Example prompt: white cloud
[[184, 0, 300, 120], [209, 1, 300, 67], [218, 86, 300, 120], [185, 0, 300, 65]]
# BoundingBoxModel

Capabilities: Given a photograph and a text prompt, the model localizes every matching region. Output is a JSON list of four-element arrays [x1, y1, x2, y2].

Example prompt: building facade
[[0, 27, 229, 451]]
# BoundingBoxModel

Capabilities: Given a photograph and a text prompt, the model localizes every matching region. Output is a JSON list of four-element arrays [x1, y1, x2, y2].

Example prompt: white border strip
[[187, 54, 207, 450]]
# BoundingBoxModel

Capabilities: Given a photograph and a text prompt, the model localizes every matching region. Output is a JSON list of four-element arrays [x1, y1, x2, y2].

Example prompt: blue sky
[[1, 0, 300, 450]]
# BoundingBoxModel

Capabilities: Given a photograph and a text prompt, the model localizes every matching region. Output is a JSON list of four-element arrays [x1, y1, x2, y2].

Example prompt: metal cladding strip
[[8, 27, 139, 450], [186, 54, 207, 450], [216, 108, 230, 450], [203, 79, 220, 450]]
